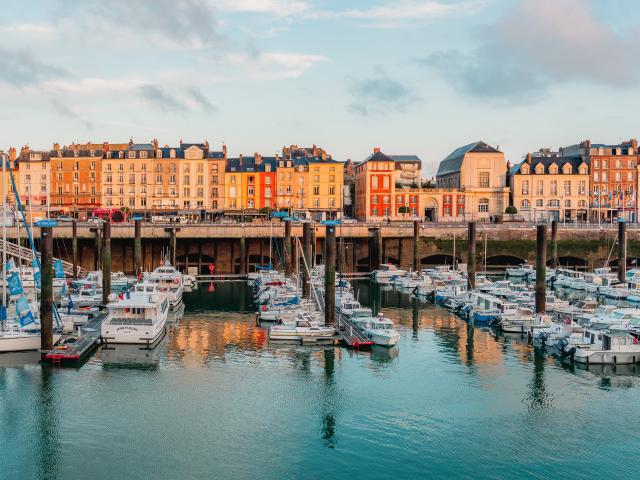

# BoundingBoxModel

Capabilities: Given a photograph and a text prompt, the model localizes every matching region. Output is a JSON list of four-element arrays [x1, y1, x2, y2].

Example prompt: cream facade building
[[17, 146, 51, 216], [509, 154, 589, 222], [435, 141, 509, 220]]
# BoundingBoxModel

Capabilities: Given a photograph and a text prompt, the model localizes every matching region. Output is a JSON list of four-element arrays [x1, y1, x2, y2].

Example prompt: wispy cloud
[[342, 0, 484, 22], [0, 48, 67, 88], [139, 84, 188, 112], [419, 0, 640, 102], [347, 70, 421, 116], [213, 0, 312, 17], [224, 51, 327, 79], [185, 86, 218, 111]]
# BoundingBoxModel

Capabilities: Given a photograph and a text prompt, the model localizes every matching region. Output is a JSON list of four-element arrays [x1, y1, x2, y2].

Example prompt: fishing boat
[[101, 285, 168, 345]]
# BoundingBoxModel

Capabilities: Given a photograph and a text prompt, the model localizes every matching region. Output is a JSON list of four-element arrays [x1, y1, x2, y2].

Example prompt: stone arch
[[486, 255, 526, 269], [556, 256, 588, 271], [421, 254, 461, 267]]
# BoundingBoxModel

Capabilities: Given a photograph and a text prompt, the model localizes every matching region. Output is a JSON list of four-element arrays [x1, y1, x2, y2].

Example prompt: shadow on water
[[37, 367, 60, 480], [99, 340, 164, 371], [411, 297, 420, 340], [526, 348, 552, 411], [184, 282, 253, 314]]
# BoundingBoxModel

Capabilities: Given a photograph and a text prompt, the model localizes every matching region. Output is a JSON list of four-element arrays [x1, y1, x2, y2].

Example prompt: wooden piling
[[302, 222, 312, 297], [102, 221, 111, 306], [413, 220, 420, 272], [535, 224, 546, 314], [284, 219, 292, 277], [467, 222, 476, 290], [40, 226, 53, 358], [324, 224, 336, 325], [618, 220, 627, 282], [72, 219, 78, 279], [134, 218, 142, 277], [551, 219, 558, 269]]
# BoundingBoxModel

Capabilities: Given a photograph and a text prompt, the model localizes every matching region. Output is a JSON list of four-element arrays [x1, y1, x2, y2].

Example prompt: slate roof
[[511, 156, 585, 175], [226, 157, 277, 173], [436, 141, 500, 177]]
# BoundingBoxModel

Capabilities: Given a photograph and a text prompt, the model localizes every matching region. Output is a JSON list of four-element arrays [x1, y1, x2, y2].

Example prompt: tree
[[398, 205, 411, 219], [259, 207, 273, 216], [505, 205, 517, 214]]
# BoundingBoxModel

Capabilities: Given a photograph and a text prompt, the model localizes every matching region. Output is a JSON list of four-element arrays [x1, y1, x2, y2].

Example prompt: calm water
[[2, 281, 640, 480]]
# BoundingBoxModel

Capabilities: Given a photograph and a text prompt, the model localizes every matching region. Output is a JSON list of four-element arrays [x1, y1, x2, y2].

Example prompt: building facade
[[561, 139, 639, 221], [17, 146, 50, 217], [50, 143, 102, 215], [510, 153, 590, 222], [435, 141, 509, 221]]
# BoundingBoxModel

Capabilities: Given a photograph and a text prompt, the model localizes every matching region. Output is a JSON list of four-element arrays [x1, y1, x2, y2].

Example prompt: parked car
[[341, 217, 357, 224]]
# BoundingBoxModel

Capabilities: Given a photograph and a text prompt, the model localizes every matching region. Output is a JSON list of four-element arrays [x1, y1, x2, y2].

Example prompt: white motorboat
[[363, 313, 399, 347], [371, 264, 406, 285], [574, 330, 640, 364], [144, 262, 184, 310], [500, 306, 535, 334], [62, 286, 103, 308], [71, 271, 132, 292], [586, 308, 640, 331], [506, 263, 534, 278], [269, 318, 334, 342], [101, 285, 168, 345]]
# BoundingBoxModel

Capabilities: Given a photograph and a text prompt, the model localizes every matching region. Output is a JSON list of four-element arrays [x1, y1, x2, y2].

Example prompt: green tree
[[398, 205, 411, 219], [505, 206, 517, 214]]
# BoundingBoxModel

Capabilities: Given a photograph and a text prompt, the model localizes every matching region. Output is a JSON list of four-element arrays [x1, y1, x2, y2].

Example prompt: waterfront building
[[509, 153, 590, 222], [50, 143, 103, 217], [225, 154, 277, 213], [17, 145, 51, 217], [278, 145, 344, 219], [560, 139, 639, 222], [354, 148, 423, 221], [2, 148, 20, 209], [435, 141, 509, 221]]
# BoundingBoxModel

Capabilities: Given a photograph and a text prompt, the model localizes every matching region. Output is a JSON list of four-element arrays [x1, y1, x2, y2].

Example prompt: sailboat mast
[[452, 233, 456, 270]]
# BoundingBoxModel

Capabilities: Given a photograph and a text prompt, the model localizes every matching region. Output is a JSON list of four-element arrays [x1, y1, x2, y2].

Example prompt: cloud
[[185, 86, 218, 111], [347, 71, 420, 116], [342, 0, 484, 25], [224, 51, 327, 79], [420, 0, 640, 102], [0, 48, 67, 87], [56, 0, 220, 49], [2, 23, 55, 36], [213, 0, 312, 17], [50, 98, 94, 130], [139, 84, 187, 112]]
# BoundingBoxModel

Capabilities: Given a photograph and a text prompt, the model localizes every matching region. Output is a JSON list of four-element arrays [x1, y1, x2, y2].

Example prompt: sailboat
[[0, 155, 61, 352]]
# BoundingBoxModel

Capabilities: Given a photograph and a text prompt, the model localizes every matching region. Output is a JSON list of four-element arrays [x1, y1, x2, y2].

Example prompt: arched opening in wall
[[608, 257, 640, 269], [486, 255, 526, 270], [421, 254, 461, 267], [556, 256, 588, 271], [357, 257, 370, 272], [424, 198, 438, 222], [384, 256, 399, 265]]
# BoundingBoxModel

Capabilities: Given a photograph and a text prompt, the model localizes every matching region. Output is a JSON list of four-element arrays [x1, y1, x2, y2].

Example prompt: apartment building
[[50, 143, 102, 215], [17, 146, 50, 215]]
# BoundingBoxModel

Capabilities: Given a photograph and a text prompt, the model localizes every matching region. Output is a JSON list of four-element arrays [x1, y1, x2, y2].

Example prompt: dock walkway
[[45, 313, 105, 367], [336, 314, 373, 349]]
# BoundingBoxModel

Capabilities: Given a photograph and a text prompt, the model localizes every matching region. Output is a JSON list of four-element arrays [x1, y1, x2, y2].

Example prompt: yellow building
[[17, 146, 51, 217], [510, 153, 590, 222], [435, 141, 509, 221]]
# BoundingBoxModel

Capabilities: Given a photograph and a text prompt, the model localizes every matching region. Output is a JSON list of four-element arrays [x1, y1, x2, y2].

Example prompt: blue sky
[[1, 0, 639, 175]]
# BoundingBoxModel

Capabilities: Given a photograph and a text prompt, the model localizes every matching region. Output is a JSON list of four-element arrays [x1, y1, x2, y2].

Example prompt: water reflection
[[100, 340, 164, 370], [526, 349, 553, 410], [320, 348, 337, 448], [36, 367, 60, 480]]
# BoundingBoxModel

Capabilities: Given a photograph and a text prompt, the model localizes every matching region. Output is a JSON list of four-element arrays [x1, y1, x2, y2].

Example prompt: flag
[[5, 258, 15, 272], [15, 295, 31, 317], [18, 311, 35, 327], [34, 270, 41, 288], [54, 259, 65, 278], [31, 258, 39, 270], [7, 272, 23, 296]]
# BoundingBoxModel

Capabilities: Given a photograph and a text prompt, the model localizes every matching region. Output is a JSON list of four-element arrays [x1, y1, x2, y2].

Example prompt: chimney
[[103, 141, 109, 151], [53, 143, 60, 151], [222, 144, 227, 159], [152, 138, 159, 150], [373, 147, 380, 154], [8, 147, 16, 162], [526, 153, 532, 164], [204, 140, 209, 149], [129, 137, 134, 147], [312, 144, 318, 156], [254, 152, 262, 165]]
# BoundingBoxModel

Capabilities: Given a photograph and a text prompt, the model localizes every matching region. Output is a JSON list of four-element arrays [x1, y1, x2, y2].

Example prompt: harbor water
[[2, 281, 640, 479]]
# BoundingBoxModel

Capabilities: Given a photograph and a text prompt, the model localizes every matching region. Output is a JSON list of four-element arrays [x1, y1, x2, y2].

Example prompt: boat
[[506, 263, 534, 278], [574, 330, 640, 364], [371, 264, 407, 285], [71, 271, 133, 292], [362, 313, 399, 347], [62, 285, 103, 308], [144, 262, 184, 310], [101, 285, 168, 345], [269, 318, 334, 342]]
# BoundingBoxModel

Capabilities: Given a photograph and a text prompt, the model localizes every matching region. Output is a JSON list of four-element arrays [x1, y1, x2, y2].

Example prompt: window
[[565, 199, 571, 207], [314, 198, 319, 207], [616, 159, 621, 168], [564, 181, 571, 196], [594, 172, 599, 182], [536, 199, 544, 207], [313, 186, 319, 195], [230, 176, 236, 184], [329, 186, 335, 195], [57, 172, 62, 182], [578, 200, 587, 208], [593, 159, 599, 168], [383, 176, 390, 189], [265, 187, 271, 198], [535, 180, 543, 195], [548, 199, 560, 207], [521, 180, 529, 195], [170, 175, 176, 184], [329, 175, 335, 182], [628, 172, 633, 182], [602, 172, 608, 182], [129, 174, 135, 184], [383, 195, 390, 204], [329, 198, 335, 208], [602, 160, 608, 168], [128, 151, 135, 159], [372, 208, 379, 216], [372, 195, 378, 204], [184, 175, 190, 185], [265, 177, 271, 185], [550, 180, 557, 195], [520, 199, 531, 210], [478, 198, 489, 213], [396, 195, 404, 204], [73, 172, 79, 182], [313, 175, 319, 183], [248, 186, 255, 196], [615, 172, 621, 182], [478, 172, 489, 188], [372, 177, 378, 188], [578, 180, 586, 195]]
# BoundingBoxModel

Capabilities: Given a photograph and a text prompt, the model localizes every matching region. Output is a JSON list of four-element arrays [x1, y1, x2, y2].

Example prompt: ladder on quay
[[0, 238, 87, 277]]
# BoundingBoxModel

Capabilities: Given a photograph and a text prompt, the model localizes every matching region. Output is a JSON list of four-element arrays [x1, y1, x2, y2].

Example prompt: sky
[[1, 0, 639, 176]]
